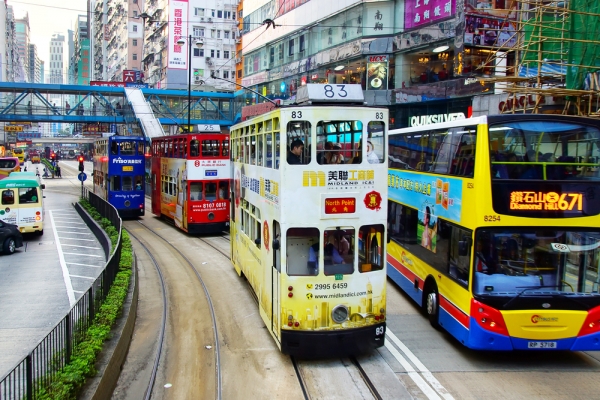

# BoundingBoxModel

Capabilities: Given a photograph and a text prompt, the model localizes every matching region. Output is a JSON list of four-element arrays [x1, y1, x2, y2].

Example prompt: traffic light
[[50, 153, 56, 161], [78, 155, 85, 172]]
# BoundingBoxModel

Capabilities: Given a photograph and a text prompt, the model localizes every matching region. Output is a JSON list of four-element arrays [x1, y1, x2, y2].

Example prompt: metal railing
[[0, 190, 123, 400]]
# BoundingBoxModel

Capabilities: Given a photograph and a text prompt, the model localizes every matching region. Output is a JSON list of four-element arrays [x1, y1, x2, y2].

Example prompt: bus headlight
[[331, 305, 349, 324]]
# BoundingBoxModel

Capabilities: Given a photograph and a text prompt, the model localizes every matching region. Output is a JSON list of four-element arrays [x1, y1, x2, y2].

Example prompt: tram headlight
[[331, 305, 349, 324], [208, 212, 215, 220]]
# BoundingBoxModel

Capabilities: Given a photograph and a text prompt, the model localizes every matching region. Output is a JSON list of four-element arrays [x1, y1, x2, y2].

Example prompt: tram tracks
[[124, 220, 223, 400]]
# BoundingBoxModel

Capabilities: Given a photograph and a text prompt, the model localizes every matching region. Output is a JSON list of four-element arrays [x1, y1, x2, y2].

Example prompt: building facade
[[14, 12, 30, 83], [49, 33, 66, 84], [69, 15, 91, 85]]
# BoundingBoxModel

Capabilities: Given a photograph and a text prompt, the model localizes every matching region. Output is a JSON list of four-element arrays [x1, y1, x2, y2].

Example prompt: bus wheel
[[3, 237, 16, 255], [36, 230, 43, 236], [425, 285, 441, 330]]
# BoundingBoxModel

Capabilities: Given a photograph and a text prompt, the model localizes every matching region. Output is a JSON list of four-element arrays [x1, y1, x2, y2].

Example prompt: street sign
[[78, 172, 87, 182], [4, 126, 23, 132]]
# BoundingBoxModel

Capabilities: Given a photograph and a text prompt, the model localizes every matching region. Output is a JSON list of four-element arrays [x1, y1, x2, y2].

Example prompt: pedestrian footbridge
[[0, 82, 240, 138]]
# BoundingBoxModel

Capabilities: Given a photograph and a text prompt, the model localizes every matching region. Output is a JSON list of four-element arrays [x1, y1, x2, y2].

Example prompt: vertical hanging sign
[[168, 0, 189, 70]]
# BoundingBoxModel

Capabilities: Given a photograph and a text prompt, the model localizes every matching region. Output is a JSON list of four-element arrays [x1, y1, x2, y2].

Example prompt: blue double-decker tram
[[93, 135, 146, 218]]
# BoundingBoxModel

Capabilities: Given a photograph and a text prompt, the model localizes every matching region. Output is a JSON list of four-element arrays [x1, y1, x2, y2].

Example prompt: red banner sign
[[325, 198, 356, 214]]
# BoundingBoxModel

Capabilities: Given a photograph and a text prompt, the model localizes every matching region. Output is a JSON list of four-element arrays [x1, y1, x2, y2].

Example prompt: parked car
[[0, 220, 24, 255]]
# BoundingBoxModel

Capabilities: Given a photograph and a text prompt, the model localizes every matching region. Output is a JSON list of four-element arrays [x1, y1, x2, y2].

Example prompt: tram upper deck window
[[190, 140, 200, 157], [367, 122, 385, 164], [202, 140, 220, 157], [120, 141, 135, 156], [316, 120, 362, 165], [286, 121, 311, 165], [222, 140, 229, 157], [111, 141, 118, 155]]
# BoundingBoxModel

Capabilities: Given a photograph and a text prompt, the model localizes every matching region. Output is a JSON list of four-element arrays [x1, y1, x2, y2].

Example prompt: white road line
[[73, 290, 85, 294], [384, 341, 441, 400], [55, 227, 92, 230], [54, 222, 86, 226], [60, 237, 97, 241], [49, 211, 76, 307], [66, 262, 103, 268], [69, 274, 95, 280], [61, 244, 103, 249], [62, 252, 104, 258], [56, 231, 92, 234], [53, 217, 83, 220], [387, 330, 455, 400]]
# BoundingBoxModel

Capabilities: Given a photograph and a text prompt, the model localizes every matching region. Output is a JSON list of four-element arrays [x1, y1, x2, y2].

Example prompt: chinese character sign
[[404, 0, 456, 30], [168, 0, 189, 70]]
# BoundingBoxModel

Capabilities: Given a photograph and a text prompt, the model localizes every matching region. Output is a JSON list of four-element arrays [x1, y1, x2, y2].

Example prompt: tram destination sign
[[296, 84, 364, 104], [324, 197, 356, 214]]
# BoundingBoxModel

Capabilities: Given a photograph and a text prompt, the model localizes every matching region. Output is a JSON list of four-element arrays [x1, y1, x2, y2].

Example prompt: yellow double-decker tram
[[230, 85, 388, 356], [387, 114, 600, 351]]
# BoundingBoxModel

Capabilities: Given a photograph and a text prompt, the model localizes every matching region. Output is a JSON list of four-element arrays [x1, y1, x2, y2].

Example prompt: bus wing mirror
[[255, 238, 261, 245], [458, 237, 472, 256], [272, 239, 280, 250]]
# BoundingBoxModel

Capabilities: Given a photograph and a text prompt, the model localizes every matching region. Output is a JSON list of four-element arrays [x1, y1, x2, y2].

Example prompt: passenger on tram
[[366, 141, 380, 164], [287, 139, 304, 164], [135, 180, 142, 190]]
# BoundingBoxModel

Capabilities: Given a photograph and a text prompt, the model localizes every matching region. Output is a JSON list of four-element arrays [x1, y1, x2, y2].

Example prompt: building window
[[211, 29, 216, 38], [224, 30, 230, 39], [211, 9, 215, 17], [217, 10, 223, 18], [193, 27, 204, 37], [299, 35, 305, 53], [193, 48, 204, 57], [133, 0, 137, 3], [211, 49, 215, 57], [224, 11, 231, 19], [195, 7, 205, 16], [133, 10, 138, 17], [233, 12, 236, 19], [217, 30, 221, 38], [224, 50, 230, 59], [133, 53, 138, 60], [133, 39, 138, 46], [223, 71, 229, 79], [133, 25, 138, 32], [288, 39, 294, 56], [216, 50, 221, 58]]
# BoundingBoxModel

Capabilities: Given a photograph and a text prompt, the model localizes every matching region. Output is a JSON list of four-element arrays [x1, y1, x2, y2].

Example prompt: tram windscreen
[[316, 120, 362, 165]]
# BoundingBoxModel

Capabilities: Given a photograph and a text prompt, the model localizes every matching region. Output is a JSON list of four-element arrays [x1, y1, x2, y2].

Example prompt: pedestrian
[[27, 101, 32, 115], [116, 102, 122, 115], [56, 164, 62, 178], [92, 102, 97, 116], [78, 104, 84, 115], [65, 101, 70, 114]]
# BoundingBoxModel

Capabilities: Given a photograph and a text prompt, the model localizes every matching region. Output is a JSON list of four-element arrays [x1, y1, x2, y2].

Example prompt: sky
[[11, 0, 89, 67]]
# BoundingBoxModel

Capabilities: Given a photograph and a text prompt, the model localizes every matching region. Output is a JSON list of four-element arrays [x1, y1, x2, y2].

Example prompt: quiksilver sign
[[409, 112, 466, 127]]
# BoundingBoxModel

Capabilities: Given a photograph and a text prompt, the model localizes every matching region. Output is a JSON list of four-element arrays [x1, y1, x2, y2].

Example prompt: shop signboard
[[366, 55, 388, 91], [404, 0, 456, 30]]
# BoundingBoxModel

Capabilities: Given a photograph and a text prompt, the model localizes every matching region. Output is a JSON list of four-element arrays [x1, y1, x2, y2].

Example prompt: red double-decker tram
[[151, 131, 230, 234]]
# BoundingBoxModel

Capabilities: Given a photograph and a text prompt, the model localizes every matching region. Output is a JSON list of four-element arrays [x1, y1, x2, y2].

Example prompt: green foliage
[[36, 201, 133, 399]]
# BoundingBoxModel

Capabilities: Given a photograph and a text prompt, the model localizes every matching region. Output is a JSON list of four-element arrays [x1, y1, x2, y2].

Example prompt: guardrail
[[0, 190, 122, 399]]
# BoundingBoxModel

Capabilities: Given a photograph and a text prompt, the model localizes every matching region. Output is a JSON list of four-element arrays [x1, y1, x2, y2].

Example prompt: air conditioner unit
[[235, 58, 242, 64], [235, 39, 241, 44], [205, 56, 211, 60], [194, 75, 202, 83], [200, 17, 205, 21], [208, 17, 213, 22]]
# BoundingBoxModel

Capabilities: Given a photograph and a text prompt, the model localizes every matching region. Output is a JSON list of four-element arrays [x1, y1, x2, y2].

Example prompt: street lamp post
[[176, 35, 204, 132]]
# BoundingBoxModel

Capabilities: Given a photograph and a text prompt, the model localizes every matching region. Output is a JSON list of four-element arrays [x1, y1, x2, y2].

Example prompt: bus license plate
[[527, 341, 557, 349]]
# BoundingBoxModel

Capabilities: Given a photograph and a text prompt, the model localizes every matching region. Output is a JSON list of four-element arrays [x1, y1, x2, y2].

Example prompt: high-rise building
[[70, 15, 90, 85], [28, 43, 43, 83], [15, 12, 30, 82], [49, 33, 66, 84]]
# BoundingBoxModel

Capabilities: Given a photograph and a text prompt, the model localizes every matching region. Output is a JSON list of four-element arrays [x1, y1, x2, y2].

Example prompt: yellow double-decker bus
[[387, 114, 600, 350], [12, 148, 25, 165]]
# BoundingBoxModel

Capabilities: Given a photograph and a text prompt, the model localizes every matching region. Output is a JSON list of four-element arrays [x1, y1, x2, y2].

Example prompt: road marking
[[54, 222, 86, 226], [61, 244, 103, 249], [69, 274, 95, 280], [59, 237, 97, 241], [53, 217, 84, 221], [66, 262, 103, 268], [55, 227, 92, 230], [62, 252, 104, 258], [387, 330, 454, 399], [49, 210, 76, 307], [383, 340, 441, 400]]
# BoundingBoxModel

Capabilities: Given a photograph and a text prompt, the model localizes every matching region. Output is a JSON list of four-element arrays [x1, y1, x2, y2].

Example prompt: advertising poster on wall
[[464, 16, 517, 48], [168, 0, 189, 70], [464, 0, 517, 19], [404, 0, 456, 30], [366, 55, 388, 90]]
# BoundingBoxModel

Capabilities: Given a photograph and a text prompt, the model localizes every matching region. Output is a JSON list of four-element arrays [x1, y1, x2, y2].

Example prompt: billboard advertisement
[[404, 0, 456, 30], [168, 0, 189, 70]]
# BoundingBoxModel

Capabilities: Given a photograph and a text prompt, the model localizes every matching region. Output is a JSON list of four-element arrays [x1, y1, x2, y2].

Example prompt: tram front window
[[190, 182, 203, 200], [317, 120, 362, 165], [324, 228, 355, 276], [206, 182, 217, 201]]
